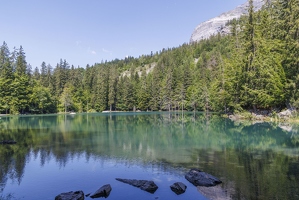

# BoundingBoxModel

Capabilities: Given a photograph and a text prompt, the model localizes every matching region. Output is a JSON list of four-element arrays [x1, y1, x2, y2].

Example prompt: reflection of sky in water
[[1, 112, 299, 199], [3, 151, 207, 200]]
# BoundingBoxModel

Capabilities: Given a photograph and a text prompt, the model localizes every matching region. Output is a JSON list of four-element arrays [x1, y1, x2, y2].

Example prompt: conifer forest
[[0, 0, 298, 115]]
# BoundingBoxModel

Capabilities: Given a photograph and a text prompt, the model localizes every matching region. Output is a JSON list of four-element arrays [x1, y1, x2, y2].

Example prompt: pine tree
[[108, 65, 118, 111], [94, 65, 109, 111], [46, 64, 54, 91], [40, 61, 47, 86], [116, 76, 125, 110], [59, 85, 73, 113], [15, 46, 27, 76], [0, 42, 13, 79], [30, 84, 55, 113], [122, 76, 135, 111], [10, 75, 32, 114], [0, 78, 14, 114], [0, 42, 13, 113], [160, 67, 173, 111], [54, 63, 62, 96], [137, 69, 150, 111], [148, 64, 162, 111], [270, 0, 299, 107], [238, 0, 285, 109], [33, 67, 40, 80]]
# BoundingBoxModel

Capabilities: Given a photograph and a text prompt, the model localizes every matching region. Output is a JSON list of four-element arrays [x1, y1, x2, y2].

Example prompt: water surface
[[0, 112, 299, 199]]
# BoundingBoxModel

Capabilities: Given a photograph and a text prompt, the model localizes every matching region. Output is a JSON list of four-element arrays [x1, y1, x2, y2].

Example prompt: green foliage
[[230, 0, 287, 110], [1, 0, 299, 113], [15, 46, 27, 76], [0, 78, 14, 114], [1, 113, 299, 199], [30, 83, 55, 113], [59, 85, 73, 113]]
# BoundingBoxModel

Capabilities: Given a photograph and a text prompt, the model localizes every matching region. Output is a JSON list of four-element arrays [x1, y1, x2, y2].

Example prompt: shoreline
[[226, 109, 298, 124], [2, 110, 299, 124]]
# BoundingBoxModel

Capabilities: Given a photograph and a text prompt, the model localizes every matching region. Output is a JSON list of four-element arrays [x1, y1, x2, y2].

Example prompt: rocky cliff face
[[190, 0, 264, 43]]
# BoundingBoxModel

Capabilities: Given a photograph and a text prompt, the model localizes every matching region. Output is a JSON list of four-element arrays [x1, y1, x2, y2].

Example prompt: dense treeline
[[0, 0, 298, 114]]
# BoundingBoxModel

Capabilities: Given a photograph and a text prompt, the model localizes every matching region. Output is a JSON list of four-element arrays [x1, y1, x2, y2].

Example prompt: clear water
[[0, 112, 299, 200]]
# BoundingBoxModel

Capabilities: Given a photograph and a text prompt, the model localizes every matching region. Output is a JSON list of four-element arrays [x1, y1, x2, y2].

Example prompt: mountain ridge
[[190, 0, 264, 43]]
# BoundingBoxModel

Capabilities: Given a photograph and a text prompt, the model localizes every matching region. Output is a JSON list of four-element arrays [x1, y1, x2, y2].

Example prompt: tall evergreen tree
[[59, 85, 73, 113], [0, 42, 13, 113], [40, 61, 47, 86], [15, 46, 27, 76], [238, 0, 285, 109], [0, 42, 13, 79], [137, 69, 150, 111], [33, 66, 40, 80], [108, 65, 118, 111], [93, 65, 109, 111]]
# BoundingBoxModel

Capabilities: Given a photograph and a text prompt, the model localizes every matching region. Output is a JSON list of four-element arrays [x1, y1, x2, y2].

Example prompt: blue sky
[[1, 0, 246, 69]]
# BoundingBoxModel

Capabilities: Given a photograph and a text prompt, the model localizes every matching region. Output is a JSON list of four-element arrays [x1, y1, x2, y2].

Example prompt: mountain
[[190, 0, 264, 43]]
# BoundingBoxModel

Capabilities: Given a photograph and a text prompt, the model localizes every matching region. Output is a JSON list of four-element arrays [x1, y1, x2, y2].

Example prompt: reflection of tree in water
[[0, 128, 32, 188], [1, 113, 299, 199], [226, 122, 299, 199], [0, 146, 28, 199], [158, 118, 299, 200]]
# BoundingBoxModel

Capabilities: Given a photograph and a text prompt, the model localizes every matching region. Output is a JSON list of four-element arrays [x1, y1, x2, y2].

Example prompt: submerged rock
[[116, 178, 158, 194], [185, 169, 222, 187], [55, 191, 84, 200], [0, 140, 17, 144], [90, 184, 112, 198], [197, 185, 230, 200], [170, 182, 187, 195], [85, 193, 91, 197]]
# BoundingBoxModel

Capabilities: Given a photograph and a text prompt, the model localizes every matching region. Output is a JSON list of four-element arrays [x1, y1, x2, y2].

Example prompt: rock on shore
[[185, 169, 222, 187], [170, 182, 187, 195], [90, 184, 112, 198], [55, 191, 84, 200], [116, 178, 158, 194]]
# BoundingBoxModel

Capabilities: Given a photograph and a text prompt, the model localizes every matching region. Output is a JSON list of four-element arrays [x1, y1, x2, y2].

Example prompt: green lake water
[[0, 112, 299, 200]]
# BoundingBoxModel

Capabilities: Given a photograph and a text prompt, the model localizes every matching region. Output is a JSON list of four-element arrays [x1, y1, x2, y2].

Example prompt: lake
[[0, 112, 299, 200]]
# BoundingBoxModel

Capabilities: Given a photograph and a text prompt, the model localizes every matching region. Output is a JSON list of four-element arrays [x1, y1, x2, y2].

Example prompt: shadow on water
[[0, 112, 299, 199]]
